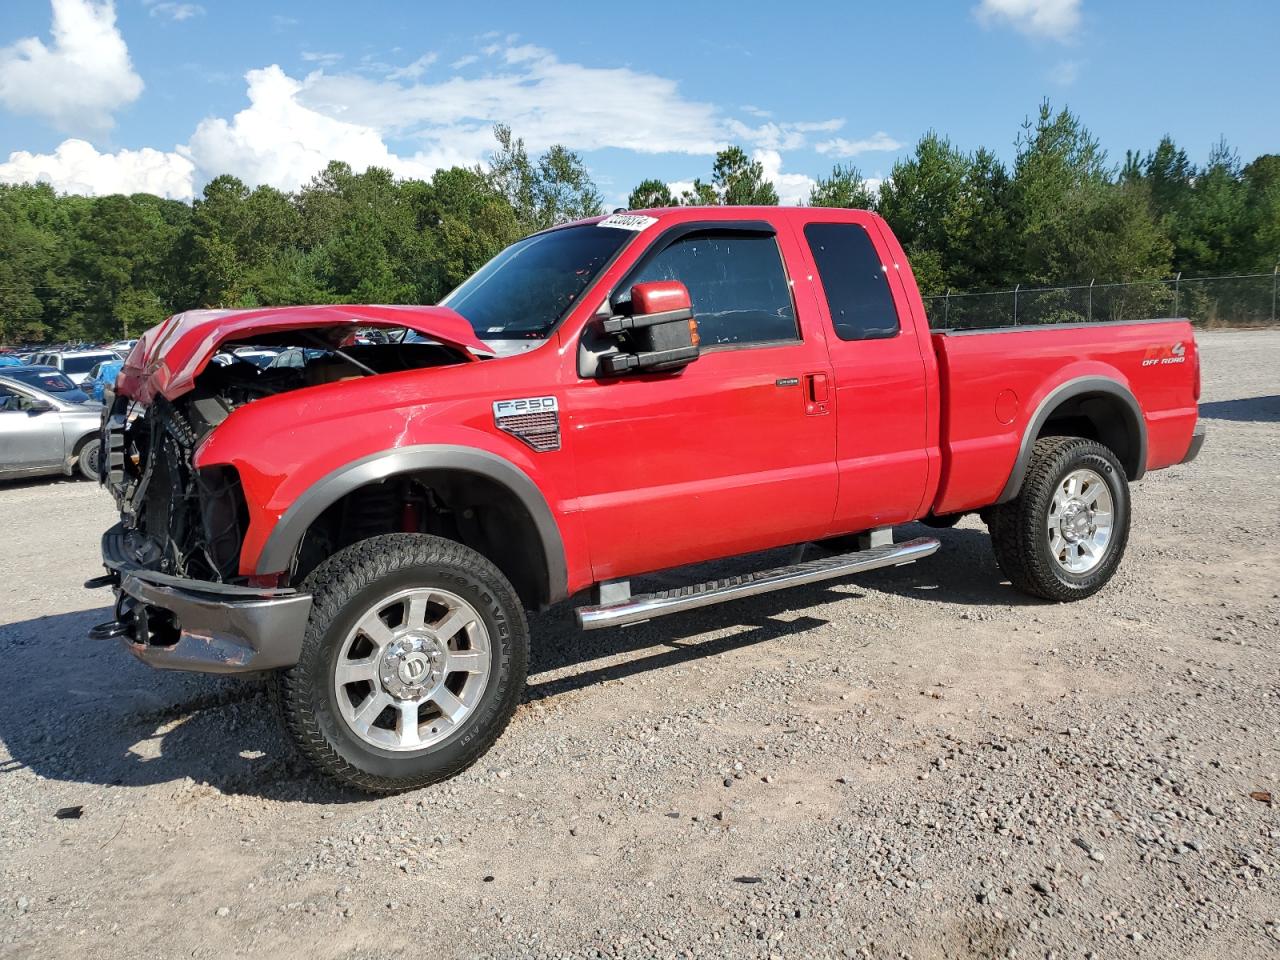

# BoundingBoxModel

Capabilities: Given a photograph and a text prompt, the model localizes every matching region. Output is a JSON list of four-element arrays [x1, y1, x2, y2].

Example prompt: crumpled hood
[[117, 304, 493, 403]]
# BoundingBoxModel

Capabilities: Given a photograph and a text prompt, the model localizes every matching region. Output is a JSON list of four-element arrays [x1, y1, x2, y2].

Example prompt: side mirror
[[27, 399, 55, 413], [598, 281, 700, 376]]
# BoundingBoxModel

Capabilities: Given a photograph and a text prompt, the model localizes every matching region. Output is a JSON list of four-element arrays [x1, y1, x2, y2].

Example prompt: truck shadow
[[524, 523, 1039, 700], [0, 605, 353, 802], [1199, 394, 1280, 423], [0, 525, 1029, 800]]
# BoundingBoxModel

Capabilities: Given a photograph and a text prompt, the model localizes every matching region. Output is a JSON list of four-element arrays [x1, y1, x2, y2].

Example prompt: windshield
[[441, 224, 632, 340], [10, 368, 76, 393], [63, 353, 115, 374]]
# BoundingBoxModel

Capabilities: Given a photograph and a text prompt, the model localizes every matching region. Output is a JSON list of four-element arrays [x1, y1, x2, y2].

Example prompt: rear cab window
[[803, 222, 901, 341], [626, 230, 798, 348]]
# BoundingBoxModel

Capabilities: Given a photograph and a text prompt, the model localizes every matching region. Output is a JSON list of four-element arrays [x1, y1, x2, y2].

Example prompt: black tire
[[988, 436, 1131, 602], [76, 437, 101, 481], [275, 533, 528, 793]]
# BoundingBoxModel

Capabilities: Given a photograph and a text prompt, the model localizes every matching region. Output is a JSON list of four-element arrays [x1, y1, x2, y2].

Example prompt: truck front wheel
[[275, 533, 528, 793], [988, 436, 1131, 602]]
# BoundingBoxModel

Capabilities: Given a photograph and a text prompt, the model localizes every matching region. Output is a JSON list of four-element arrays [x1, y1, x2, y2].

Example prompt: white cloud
[[815, 132, 903, 157], [1048, 58, 1081, 86], [0, 33, 871, 204], [179, 65, 437, 191], [300, 40, 729, 158], [300, 50, 343, 66], [754, 149, 814, 206], [145, 1, 205, 21], [0, 0, 143, 133], [450, 54, 479, 69], [0, 138, 195, 199], [973, 0, 1081, 40], [730, 118, 845, 152], [666, 179, 697, 200], [387, 52, 437, 81]]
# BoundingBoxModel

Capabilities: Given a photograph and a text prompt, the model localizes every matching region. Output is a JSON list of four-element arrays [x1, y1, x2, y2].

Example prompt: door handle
[[803, 373, 830, 416]]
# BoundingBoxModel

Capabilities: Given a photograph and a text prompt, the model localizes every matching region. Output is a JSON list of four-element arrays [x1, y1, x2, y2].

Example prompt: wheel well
[[71, 431, 98, 456], [1037, 391, 1142, 479], [291, 469, 550, 610]]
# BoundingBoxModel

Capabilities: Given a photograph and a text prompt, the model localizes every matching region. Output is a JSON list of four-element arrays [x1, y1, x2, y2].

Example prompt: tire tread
[[988, 436, 1130, 602], [275, 534, 528, 793]]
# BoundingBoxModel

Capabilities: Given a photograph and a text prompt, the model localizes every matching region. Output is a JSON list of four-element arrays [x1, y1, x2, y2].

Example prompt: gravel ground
[[1, 329, 1277, 960]]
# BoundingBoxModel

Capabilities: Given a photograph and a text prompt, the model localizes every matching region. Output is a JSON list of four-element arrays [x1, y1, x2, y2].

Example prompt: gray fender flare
[[996, 376, 1147, 504], [256, 444, 568, 603]]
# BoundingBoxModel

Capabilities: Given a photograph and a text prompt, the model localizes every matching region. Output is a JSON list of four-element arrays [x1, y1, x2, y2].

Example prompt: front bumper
[[1180, 421, 1207, 464], [91, 523, 312, 674]]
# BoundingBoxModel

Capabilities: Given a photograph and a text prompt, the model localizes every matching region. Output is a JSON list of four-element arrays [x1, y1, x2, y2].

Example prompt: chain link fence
[[924, 270, 1280, 331]]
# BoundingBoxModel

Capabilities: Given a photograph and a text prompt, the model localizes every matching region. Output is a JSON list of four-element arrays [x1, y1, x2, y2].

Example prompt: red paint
[[117, 207, 1201, 596], [631, 280, 691, 315], [117, 304, 490, 404]]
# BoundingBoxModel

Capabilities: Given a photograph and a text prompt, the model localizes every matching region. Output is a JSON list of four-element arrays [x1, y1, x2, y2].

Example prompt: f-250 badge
[[1142, 342, 1186, 367], [493, 397, 561, 452]]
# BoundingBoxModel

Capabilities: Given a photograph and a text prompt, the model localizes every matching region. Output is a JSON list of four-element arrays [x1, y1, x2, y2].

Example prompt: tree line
[[1, 103, 1277, 344]]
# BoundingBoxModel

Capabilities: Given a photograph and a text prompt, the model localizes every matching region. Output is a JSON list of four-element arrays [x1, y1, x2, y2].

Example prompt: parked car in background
[[231, 347, 282, 368], [0, 354, 23, 367], [109, 339, 138, 356], [0, 375, 102, 481], [266, 347, 329, 370], [83, 360, 124, 403], [0, 365, 93, 404], [25, 349, 121, 385]]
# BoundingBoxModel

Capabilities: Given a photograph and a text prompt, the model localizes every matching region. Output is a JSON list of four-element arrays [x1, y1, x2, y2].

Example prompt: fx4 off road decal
[[493, 396, 561, 452], [1142, 342, 1186, 367]]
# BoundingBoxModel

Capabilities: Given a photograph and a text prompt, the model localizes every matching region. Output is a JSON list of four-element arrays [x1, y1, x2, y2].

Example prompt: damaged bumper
[[90, 523, 312, 674]]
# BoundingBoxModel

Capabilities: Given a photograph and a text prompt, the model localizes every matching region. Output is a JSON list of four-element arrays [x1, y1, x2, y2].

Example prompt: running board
[[575, 536, 940, 630]]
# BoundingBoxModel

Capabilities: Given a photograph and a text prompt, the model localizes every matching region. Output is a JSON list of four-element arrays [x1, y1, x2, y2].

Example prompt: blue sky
[[1, 0, 1277, 206]]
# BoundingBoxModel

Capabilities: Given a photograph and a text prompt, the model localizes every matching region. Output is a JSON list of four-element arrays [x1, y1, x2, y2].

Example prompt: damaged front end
[[94, 386, 316, 673], [90, 305, 489, 673]]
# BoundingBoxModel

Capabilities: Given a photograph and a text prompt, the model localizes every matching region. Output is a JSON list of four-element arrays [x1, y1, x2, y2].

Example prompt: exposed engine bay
[[103, 332, 468, 584]]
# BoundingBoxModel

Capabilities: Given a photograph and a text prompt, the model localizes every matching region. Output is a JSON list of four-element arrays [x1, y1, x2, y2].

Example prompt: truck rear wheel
[[988, 436, 1130, 602], [275, 533, 528, 793]]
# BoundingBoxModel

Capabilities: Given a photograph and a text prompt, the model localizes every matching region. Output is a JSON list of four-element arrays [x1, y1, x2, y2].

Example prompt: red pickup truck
[[90, 206, 1204, 791]]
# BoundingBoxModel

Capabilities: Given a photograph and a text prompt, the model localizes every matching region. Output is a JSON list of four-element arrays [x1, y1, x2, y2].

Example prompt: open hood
[[118, 304, 493, 403]]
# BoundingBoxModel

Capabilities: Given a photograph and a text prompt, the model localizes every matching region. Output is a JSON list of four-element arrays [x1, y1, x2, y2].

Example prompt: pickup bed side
[[931, 320, 1200, 516]]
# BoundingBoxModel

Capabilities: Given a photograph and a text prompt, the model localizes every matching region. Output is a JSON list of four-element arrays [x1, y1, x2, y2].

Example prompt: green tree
[[1171, 140, 1248, 276], [486, 124, 602, 231], [808, 163, 876, 210], [1241, 154, 1280, 271], [1008, 102, 1169, 287], [533, 145, 603, 228], [627, 178, 675, 209], [877, 132, 1007, 293], [712, 146, 778, 205], [678, 179, 719, 206]]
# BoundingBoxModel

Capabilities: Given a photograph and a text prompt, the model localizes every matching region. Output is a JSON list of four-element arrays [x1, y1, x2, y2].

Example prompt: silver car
[[0, 375, 103, 481]]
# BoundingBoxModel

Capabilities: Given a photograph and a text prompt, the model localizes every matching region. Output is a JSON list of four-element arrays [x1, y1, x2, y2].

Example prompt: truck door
[[566, 222, 838, 582], [793, 216, 931, 532]]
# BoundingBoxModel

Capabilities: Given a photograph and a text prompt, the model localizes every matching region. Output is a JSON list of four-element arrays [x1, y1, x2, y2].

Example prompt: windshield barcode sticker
[[598, 213, 658, 231]]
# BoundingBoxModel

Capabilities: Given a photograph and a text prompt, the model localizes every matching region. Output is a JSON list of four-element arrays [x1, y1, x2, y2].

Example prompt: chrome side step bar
[[575, 536, 940, 630]]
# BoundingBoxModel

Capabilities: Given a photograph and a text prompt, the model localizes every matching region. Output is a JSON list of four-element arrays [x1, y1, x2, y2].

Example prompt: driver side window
[[0, 386, 27, 412], [629, 232, 798, 348]]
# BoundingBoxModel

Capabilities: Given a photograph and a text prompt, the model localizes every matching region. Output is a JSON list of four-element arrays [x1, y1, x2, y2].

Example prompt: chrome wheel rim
[[333, 587, 491, 751], [1047, 468, 1114, 574]]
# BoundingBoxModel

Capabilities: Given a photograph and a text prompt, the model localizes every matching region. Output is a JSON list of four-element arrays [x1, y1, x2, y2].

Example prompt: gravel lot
[[1, 329, 1277, 960]]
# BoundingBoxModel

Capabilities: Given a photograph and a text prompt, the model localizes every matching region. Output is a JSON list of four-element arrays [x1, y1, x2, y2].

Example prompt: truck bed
[[930, 319, 1200, 516]]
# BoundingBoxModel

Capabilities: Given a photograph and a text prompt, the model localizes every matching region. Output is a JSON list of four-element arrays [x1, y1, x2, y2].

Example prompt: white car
[[29, 350, 122, 386]]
